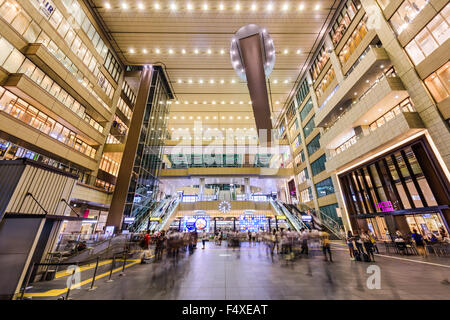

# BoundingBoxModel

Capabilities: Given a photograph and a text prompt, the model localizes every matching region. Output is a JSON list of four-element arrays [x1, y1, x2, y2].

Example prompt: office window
[[405, 6, 450, 65], [301, 187, 313, 203], [315, 177, 335, 198], [295, 80, 310, 107], [424, 62, 450, 102], [299, 98, 313, 121], [389, 0, 429, 35], [311, 154, 327, 176], [303, 116, 315, 138], [320, 203, 340, 220], [338, 15, 368, 65], [330, 0, 361, 46], [298, 168, 309, 183], [0, 37, 14, 66], [307, 134, 321, 156]]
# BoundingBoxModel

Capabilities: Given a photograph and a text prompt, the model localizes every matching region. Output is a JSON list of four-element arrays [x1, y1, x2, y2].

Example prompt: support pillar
[[244, 177, 251, 200], [107, 67, 153, 231], [199, 177, 205, 201]]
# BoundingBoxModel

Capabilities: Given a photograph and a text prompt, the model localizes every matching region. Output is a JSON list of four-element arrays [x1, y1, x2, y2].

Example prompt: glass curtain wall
[[123, 66, 171, 226]]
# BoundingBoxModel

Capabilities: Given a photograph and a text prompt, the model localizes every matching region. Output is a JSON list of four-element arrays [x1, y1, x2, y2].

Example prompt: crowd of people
[[136, 228, 337, 263]]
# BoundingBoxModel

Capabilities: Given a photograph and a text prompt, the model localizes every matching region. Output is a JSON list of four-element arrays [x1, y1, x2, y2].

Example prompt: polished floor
[[26, 241, 450, 300]]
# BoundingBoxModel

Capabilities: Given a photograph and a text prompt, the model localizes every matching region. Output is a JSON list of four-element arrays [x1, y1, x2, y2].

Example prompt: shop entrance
[[405, 212, 446, 238]]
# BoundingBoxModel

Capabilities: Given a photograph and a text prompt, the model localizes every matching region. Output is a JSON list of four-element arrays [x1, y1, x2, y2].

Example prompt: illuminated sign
[[33, 0, 55, 19], [301, 215, 312, 222], [276, 216, 286, 220], [123, 217, 135, 224], [375, 201, 394, 212]]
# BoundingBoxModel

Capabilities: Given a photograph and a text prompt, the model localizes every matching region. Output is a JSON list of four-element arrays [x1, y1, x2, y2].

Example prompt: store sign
[[276, 216, 286, 220], [301, 215, 312, 222], [375, 201, 394, 212], [34, 0, 55, 19], [123, 217, 135, 224]]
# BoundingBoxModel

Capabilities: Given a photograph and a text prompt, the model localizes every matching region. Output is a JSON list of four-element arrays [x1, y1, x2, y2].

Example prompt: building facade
[[276, 0, 450, 238]]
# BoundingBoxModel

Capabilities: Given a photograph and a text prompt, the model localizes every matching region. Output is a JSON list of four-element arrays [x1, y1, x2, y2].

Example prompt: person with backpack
[[346, 230, 355, 260], [411, 229, 426, 257]]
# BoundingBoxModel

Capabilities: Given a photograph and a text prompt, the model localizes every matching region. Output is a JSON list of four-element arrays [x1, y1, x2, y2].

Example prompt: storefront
[[338, 136, 450, 239]]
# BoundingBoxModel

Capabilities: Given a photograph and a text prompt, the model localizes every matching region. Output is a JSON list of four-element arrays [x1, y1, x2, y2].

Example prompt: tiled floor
[[28, 241, 450, 300]]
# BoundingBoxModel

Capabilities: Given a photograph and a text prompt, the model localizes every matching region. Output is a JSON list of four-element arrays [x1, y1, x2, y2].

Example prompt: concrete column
[[199, 177, 205, 201], [324, 35, 345, 82], [244, 177, 251, 200]]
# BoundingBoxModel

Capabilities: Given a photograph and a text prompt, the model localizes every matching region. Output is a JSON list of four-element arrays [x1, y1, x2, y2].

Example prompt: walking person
[[200, 230, 207, 249], [369, 231, 379, 254], [346, 230, 355, 260], [354, 232, 364, 255], [300, 228, 309, 255], [321, 231, 332, 262], [361, 231, 375, 262]]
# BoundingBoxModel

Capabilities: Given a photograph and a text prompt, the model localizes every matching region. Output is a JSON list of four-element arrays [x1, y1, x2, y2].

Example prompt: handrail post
[[65, 268, 76, 300], [88, 257, 100, 291], [119, 249, 127, 276], [106, 255, 115, 282], [19, 262, 35, 300]]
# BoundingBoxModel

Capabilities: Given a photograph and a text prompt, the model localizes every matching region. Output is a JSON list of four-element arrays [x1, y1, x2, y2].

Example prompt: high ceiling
[[88, 0, 339, 134]]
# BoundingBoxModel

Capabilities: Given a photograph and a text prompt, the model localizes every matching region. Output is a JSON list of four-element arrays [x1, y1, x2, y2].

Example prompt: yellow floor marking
[[54, 259, 113, 279], [23, 259, 143, 297]]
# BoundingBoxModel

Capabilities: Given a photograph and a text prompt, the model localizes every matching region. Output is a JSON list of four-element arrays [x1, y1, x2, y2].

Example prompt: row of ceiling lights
[[105, 2, 321, 12], [169, 100, 282, 105], [171, 127, 256, 131], [128, 48, 302, 55], [170, 136, 260, 141], [173, 79, 292, 84], [171, 115, 252, 120]]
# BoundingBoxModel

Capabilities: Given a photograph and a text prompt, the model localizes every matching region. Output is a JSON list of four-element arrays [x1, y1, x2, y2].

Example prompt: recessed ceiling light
[[235, 3, 241, 11], [155, 48, 160, 54], [219, 3, 224, 10], [105, 2, 111, 9], [154, 2, 160, 10], [267, 3, 273, 11], [314, 4, 320, 10], [395, 95, 399, 99], [142, 48, 148, 54], [220, 79, 224, 84], [177, 79, 182, 83], [273, 79, 278, 84], [129, 48, 135, 53], [181, 49, 186, 54], [282, 3, 289, 11], [199, 79, 204, 84], [137, 2, 144, 10], [296, 49, 301, 54], [202, 3, 208, 10], [168, 49, 174, 54], [231, 79, 236, 83], [354, 92, 357, 96], [187, 2, 193, 10], [121, 2, 128, 9], [170, 2, 177, 11], [194, 49, 199, 54], [378, 108, 382, 112], [283, 49, 288, 54], [209, 79, 214, 84], [298, 3, 305, 10], [188, 79, 193, 83], [380, 64, 384, 68], [251, 3, 257, 11], [207, 49, 212, 54]]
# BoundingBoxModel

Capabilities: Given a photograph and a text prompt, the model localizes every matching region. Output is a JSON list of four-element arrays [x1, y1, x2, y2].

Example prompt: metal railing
[[270, 200, 308, 231], [297, 203, 345, 239]]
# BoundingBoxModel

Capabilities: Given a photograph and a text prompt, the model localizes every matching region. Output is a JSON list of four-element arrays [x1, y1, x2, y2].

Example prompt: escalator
[[270, 200, 308, 231], [133, 196, 179, 232], [296, 203, 345, 240]]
